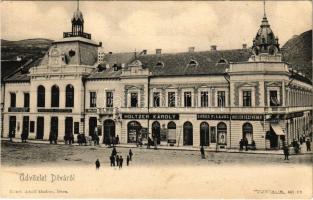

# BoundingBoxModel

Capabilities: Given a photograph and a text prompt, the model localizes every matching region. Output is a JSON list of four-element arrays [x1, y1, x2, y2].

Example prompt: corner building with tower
[[2, 6, 312, 150]]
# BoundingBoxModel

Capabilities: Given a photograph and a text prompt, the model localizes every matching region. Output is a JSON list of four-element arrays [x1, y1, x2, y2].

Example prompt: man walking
[[129, 149, 133, 161], [127, 155, 130, 166], [283, 145, 289, 160], [306, 139, 311, 151], [119, 155, 123, 169], [200, 146, 205, 159], [95, 159, 100, 170], [116, 154, 120, 167], [110, 154, 115, 166]]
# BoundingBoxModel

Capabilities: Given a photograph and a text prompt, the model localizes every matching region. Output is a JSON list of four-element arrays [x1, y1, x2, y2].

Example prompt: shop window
[[200, 91, 209, 107], [242, 122, 253, 144], [168, 92, 175, 107], [130, 93, 138, 107], [10, 93, 16, 108], [37, 85, 45, 107], [217, 122, 227, 145], [128, 121, 141, 143], [51, 85, 60, 107], [90, 92, 97, 107], [167, 121, 177, 144], [183, 121, 193, 145], [217, 91, 225, 107], [24, 93, 30, 108], [243, 90, 252, 107], [65, 84, 74, 107], [153, 92, 160, 107], [184, 92, 192, 107], [106, 91, 113, 108]]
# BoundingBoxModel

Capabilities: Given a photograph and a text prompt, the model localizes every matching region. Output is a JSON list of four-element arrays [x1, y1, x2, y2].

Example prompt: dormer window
[[218, 59, 227, 64], [188, 60, 198, 67], [155, 61, 164, 67]]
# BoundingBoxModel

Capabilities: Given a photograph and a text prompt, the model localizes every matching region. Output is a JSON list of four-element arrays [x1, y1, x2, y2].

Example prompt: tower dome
[[72, 9, 84, 23], [252, 15, 280, 55]]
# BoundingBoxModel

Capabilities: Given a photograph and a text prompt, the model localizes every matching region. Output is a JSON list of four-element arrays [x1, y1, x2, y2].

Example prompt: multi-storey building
[[2, 7, 312, 150]]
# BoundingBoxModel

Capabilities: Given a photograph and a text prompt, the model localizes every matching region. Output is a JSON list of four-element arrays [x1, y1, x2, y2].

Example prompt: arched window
[[188, 60, 198, 67], [242, 122, 253, 144], [155, 61, 164, 67], [65, 84, 74, 107], [200, 122, 210, 146], [217, 122, 227, 145], [51, 85, 60, 107], [37, 85, 45, 107], [183, 121, 193, 145], [168, 121, 177, 144]]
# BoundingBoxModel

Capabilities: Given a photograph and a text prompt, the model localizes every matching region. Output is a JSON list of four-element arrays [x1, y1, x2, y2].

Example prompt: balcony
[[63, 32, 91, 39]]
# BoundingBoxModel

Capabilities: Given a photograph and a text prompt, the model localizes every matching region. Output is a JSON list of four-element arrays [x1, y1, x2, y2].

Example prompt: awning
[[271, 124, 285, 135]]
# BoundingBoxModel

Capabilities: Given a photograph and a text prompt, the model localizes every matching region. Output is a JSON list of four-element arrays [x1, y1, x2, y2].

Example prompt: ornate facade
[[2, 7, 312, 150]]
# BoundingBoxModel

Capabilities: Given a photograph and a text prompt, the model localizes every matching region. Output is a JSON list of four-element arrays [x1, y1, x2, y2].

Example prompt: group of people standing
[[109, 147, 133, 169], [239, 138, 256, 151]]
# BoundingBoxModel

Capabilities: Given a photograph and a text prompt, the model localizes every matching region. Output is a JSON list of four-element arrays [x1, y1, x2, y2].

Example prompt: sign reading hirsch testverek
[[197, 114, 264, 121]]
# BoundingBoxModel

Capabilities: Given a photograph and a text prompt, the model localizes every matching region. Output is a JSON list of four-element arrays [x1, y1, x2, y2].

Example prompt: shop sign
[[122, 113, 179, 120], [197, 114, 263, 121], [286, 112, 304, 119], [85, 108, 97, 113], [38, 108, 72, 113]]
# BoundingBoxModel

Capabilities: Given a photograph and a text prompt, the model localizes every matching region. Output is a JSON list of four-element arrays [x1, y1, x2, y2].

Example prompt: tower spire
[[77, 0, 79, 10], [263, 0, 266, 18]]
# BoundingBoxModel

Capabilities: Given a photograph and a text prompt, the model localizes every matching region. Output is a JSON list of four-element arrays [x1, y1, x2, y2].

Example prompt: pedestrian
[[306, 139, 311, 151], [243, 137, 248, 151], [116, 154, 120, 167], [127, 155, 130, 166], [95, 158, 100, 170], [9, 130, 14, 142], [116, 135, 120, 144], [119, 155, 123, 169], [200, 146, 205, 159], [110, 154, 115, 166], [283, 145, 289, 160], [112, 147, 117, 157], [129, 149, 133, 161], [239, 139, 243, 151]]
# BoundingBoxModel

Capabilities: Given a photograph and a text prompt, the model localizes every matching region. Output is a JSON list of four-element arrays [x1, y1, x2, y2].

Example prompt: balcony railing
[[8, 107, 29, 112], [63, 32, 91, 39]]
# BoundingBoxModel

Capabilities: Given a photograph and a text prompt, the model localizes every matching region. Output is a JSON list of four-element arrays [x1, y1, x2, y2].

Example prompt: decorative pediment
[[266, 81, 282, 87], [129, 60, 142, 68], [237, 82, 258, 88]]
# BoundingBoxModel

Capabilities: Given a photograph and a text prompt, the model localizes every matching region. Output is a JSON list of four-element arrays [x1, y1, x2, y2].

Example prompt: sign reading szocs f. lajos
[[122, 113, 179, 120], [197, 114, 264, 121]]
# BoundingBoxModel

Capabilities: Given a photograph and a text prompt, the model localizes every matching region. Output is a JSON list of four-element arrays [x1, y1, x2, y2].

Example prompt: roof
[[1, 60, 23, 82], [136, 49, 252, 76], [53, 37, 99, 46]]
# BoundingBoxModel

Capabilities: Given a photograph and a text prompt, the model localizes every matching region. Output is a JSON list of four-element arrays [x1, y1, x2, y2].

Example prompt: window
[[200, 91, 209, 107], [168, 92, 175, 107], [153, 92, 160, 107], [106, 91, 113, 107], [65, 85, 74, 107], [24, 93, 30, 107], [270, 90, 279, 106], [217, 122, 227, 145], [37, 85, 45, 107], [217, 91, 225, 107], [243, 91, 252, 107], [10, 93, 16, 107], [51, 85, 60, 107], [130, 93, 138, 107], [90, 92, 97, 107], [184, 92, 192, 107]]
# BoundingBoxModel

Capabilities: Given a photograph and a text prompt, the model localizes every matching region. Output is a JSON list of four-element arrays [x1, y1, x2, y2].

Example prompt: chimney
[[188, 47, 195, 53], [210, 45, 217, 51], [99, 42, 102, 47], [156, 49, 162, 55], [108, 52, 113, 54], [242, 44, 247, 49], [141, 50, 147, 55]]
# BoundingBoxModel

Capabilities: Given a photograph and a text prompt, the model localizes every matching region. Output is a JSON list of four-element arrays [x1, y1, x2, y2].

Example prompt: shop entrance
[[200, 122, 210, 146], [36, 117, 44, 139], [50, 117, 58, 140], [217, 122, 227, 145], [9, 116, 16, 138], [65, 117, 73, 138], [183, 121, 193, 146], [152, 121, 161, 144], [128, 121, 141, 143], [103, 119, 115, 144], [22, 116, 29, 139]]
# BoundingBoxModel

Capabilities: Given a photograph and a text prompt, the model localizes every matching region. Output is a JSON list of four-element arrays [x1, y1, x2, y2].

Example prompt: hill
[[282, 30, 312, 79], [1, 38, 53, 61]]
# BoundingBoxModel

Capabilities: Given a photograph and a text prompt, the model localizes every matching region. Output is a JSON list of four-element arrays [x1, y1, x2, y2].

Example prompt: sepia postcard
[[0, 0, 312, 199]]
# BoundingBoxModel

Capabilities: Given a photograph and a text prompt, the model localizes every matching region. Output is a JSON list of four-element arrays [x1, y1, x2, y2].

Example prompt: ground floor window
[[217, 122, 227, 145], [152, 121, 161, 144], [89, 117, 97, 136], [36, 117, 44, 139], [167, 121, 176, 144], [242, 122, 253, 144], [9, 116, 16, 138], [200, 122, 210, 146], [103, 119, 115, 144], [128, 121, 141, 143], [183, 121, 193, 145], [65, 117, 73, 138], [50, 117, 58, 140]]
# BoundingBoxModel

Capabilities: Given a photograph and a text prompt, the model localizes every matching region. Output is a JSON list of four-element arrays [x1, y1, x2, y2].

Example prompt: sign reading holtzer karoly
[[122, 113, 179, 120]]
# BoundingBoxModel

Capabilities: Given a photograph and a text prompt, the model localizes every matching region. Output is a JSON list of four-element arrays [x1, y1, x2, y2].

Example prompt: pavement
[[2, 137, 312, 155]]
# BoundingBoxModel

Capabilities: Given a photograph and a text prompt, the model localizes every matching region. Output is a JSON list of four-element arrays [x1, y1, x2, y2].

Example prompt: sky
[[1, 1, 312, 53]]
